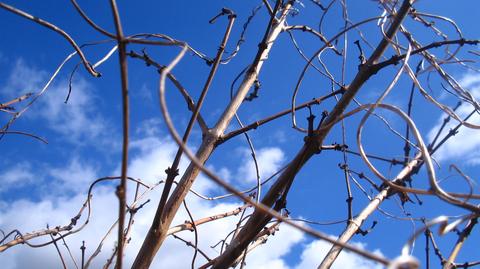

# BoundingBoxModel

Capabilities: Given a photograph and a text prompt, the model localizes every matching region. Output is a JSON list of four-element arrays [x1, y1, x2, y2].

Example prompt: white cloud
[[32, 77, 108, 143], [292, 239, 385, 269], [273, 130, 288, 144], [0, 162, 34, 192], [0, 103, 388, 269], [427, 73, 480, 164], [128, 136, 178, 184], [134, 118, 163, 137], [1, 59, 109, 144], [0, 187, 120, 269], [0, 128, 304, 269], [2, 59, 46, 99], [241, 224, 304, 269], [137, 83, 154, 103], [0, 158, 98, 197], [237, 147, 285, 183], [128, 133, 219, 196], [48, 158, 98, 192]]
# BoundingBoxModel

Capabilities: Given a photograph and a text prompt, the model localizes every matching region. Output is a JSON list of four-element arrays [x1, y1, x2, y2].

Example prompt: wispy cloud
[[0, 162, 34, 193], [237, 147, 285, 183], [2, 59, 46, 98], [427, 73, 480, 165], [48, 158, 98, 192], [1, 59, 110, 144]]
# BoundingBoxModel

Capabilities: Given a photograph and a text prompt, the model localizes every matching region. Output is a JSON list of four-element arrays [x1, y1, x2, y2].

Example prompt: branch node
[[165, 167, 180, 177]]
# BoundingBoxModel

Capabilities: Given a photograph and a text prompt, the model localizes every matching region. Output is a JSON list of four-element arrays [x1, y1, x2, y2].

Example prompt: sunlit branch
[[220, 89, 344, 143]]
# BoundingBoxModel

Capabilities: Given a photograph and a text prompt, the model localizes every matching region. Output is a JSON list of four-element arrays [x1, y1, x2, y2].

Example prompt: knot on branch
[[128, 199, 151, 215], [206, 59, 214, 66], [338, 163, 348, 171], [209, 8, 236, 24], [307, 105, 316, 137], [448, 128, 459, 136], [257, 42, 268, 51], [88, 62, 101, 77], [355, 220, 377, 236], [303, 108, 325, 154], [165, 167, 180, 177], [157, 66, 166, 74], [333, 143, 348, 151], [391, 158, 401, 165], [52, 226, 60, 235], [303, 135, 322, 154], [314, 110, 329, 132], [274, 197, 287, 211], [70, 213, 81, 227], [244, 79, 261, 101], [354, 40, 366, 68]]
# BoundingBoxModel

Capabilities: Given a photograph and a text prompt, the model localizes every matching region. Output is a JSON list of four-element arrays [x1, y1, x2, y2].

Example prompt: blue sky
[[1, 1, 480, 268]]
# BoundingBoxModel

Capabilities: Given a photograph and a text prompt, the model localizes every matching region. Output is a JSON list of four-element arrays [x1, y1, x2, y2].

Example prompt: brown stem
[[69, 0, 116, 38], [318, 155, 422, 268], [443, 218, 478, 269], [108, 1, 129, 268], [373, 38, 480, 73], [50, 233, 67, 269], [219, 89, 343, 143], [127, 50, 209, 133], [211, 1, 413, 268], [200, 221, 282, 269], [130, 2, 293, 268], [167, 205, 249, 235], [156, 10, 236, 224], [171, 234, 212, 262], [0, 2, 100, 77]]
